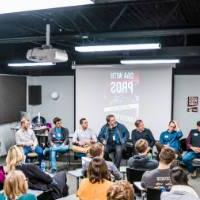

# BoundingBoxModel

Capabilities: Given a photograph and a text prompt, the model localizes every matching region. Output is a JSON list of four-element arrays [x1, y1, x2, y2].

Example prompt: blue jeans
[[48, 145, 69, 170], [23, 146, 44, 164], [182, 151, 200, 172]]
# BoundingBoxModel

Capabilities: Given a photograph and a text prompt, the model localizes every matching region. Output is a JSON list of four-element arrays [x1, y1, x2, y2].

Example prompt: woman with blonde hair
[[0, 170, 36, 200], [6, 145, 68, 200]]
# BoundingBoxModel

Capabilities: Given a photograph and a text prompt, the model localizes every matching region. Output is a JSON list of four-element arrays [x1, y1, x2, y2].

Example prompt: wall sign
[[187, 96, 198, 112]]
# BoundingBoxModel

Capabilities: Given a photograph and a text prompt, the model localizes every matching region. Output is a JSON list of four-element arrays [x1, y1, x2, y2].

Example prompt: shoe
[[191, 170, 197, 178]]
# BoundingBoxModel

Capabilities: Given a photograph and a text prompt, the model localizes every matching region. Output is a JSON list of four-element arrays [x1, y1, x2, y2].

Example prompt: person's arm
[[28, 164, 52, 184], [122, 125, 130, 142], [159, 132, 164, 145], [176, 130, 183, 139], [97, 126, 106, 144], [77, 179, 87, 199], [110, 163, 122, 180], [131, 130, 137, 147], [91, 130, 97, 143], [63, 128, 69, 145], [141, 172, 149, 188], [32, 130, 38, 147], [147, 129, 155, 147], [48, 129, 54, 147], [186, 130, 193, 150]]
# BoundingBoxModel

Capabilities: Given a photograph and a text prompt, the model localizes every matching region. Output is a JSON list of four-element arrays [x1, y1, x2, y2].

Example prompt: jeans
[[104, 144, 122, 168], [23, 146, 44, 164], [48, 145, 69, 170], [182, 151, 200, 172]]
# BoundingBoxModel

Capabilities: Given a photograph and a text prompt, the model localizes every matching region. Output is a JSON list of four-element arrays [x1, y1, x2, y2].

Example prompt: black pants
[[104, 144, 122, 168]]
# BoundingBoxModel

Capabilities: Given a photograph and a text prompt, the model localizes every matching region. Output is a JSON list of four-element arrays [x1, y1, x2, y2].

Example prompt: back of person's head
[[4, 170, 28, 200], [159, 147, 175, 165], [88, 157, 110, 183], [89, 143, 104, 158], [170, 167, 188, 185], [107, 181, 134, 200], [6, 145, 24, 172], [135, 139, 148, 153]]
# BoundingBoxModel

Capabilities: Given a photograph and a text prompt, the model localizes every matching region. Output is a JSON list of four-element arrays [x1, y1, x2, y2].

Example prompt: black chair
[[126, 168, 146, 196], [146, 188, 161, 200], [180, 138, 187, 152]]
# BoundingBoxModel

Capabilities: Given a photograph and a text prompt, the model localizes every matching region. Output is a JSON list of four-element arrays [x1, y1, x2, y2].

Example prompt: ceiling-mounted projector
[[26, 24, 68, 63]]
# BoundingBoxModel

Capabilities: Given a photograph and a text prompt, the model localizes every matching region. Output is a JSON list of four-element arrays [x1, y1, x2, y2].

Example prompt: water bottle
[[40, 160, 46, 172]]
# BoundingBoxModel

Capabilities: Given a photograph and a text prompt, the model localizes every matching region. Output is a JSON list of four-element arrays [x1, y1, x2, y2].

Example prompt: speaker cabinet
[[28, 85, 42, 105]]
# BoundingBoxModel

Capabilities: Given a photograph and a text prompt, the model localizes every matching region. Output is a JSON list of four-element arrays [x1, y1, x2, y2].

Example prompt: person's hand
[[191, 146, 199, 153], [173, 121, 180, 131], [27, 141, 34, 146]]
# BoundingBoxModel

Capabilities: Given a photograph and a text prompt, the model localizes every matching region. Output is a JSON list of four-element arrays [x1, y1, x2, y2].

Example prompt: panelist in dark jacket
[[98, 114, 129, 168], [131, 120, 155, 148]]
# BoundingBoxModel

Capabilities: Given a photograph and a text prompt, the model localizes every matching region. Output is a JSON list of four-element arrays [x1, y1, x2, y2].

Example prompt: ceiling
[[0, 0, 200, 75]]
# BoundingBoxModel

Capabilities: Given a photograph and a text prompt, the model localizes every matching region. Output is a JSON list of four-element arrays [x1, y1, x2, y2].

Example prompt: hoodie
[[128, 154, 158, 170]]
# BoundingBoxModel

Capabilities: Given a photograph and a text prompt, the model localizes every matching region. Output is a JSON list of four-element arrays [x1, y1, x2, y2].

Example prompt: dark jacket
[[128, 154, 158, 170], [186, 129, 200, 150], [16, 164, 62, 200], [48, 127, 69, 145], [131, 128, 155, 148], [98, 122, 129, 146]]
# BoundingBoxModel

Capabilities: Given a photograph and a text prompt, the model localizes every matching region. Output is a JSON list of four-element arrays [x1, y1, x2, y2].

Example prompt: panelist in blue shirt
[[159, 120, 183, 152], [48, 117, 69, 172], [98, 114, 129, 168]]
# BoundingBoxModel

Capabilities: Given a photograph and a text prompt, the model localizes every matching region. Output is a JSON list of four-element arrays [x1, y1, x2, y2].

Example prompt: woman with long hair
[[0, 170, 36, 200], [77, 157, 113, 200]]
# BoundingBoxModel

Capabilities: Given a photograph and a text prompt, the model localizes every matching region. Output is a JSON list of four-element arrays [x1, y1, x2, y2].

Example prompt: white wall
[[76, 65, 173, 139], [27, 76, 74, 133], [174, 75, 200, 137]]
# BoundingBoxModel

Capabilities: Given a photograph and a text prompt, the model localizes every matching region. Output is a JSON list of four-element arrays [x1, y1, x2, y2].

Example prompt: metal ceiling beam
[[0, 28, 200, 44]]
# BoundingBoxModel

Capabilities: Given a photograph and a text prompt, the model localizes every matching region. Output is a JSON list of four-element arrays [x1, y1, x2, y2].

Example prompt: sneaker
[[191, 170, 197, 178]]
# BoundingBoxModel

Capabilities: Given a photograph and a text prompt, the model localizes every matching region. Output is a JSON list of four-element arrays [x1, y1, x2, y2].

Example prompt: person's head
[[6, 145, 25, 172], [135, 120, 144, 131], [197, 121, 200, 132], [80, 118, 88, 130], [106, 114, 116, 127], [53, 117, 62, 128], [107, 180, 134, 200], [87, 157, 110, 183], [135, 139, 149, 154], [168, 120, 176, 132], [4, 170, 28, 200], [159, 147, 176, 166], [170, 167, 188, 186], [89, 143, 104, 158], [20, 118, 30, 130]]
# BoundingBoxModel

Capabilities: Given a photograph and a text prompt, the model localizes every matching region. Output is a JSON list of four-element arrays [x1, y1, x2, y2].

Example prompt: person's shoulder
[[190, 129, 198, 133], [143, 168, 158, 177], [19, 193, 36, 200], [117, 122, 127, 128]]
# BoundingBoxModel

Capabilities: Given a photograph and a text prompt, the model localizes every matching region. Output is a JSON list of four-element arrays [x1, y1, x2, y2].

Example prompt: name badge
[[164, 135, 169, 138], [194, 133, 198, 136]]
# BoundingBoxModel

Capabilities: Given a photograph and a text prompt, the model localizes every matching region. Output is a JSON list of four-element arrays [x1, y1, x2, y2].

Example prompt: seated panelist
[[15, 118, 43, 164], [47, 117, 69, 172], [159, 120, 183, 153], [72, 118, 97, 154]]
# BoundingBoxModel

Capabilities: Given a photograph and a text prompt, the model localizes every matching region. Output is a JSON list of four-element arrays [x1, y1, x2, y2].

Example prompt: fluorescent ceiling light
[[75, 43, 161, 52], [120, 59, 180, 64], [8, 62, 55, 67], [0, 0, 93, 14]]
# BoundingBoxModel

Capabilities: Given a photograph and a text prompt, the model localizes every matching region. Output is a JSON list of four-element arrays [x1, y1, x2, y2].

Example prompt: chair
[[180, 138, 187, 152], [126, 168, 146, 196], [146, 188, 161, 200], [27, 152, 39, 164]]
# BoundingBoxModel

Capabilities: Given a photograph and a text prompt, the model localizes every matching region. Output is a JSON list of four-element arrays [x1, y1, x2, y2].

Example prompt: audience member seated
[[131, 120, 155, 149], [161, 167, 199, 200], [82, 143, 122, 180], [6, 145, 68, 200], [72, 118, 97, 154], [47, 117, 69, 173], [141, 147, 176, 190], [159, 121, 183, 153], [77, 157, 113, 200], [182, 121, 200, 178], [128, 139, 158, 170], [15, 118, 43, 165], [98, 114, 129, 168], [107, 180, 134, 200], [0, 170, 37, 200]]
